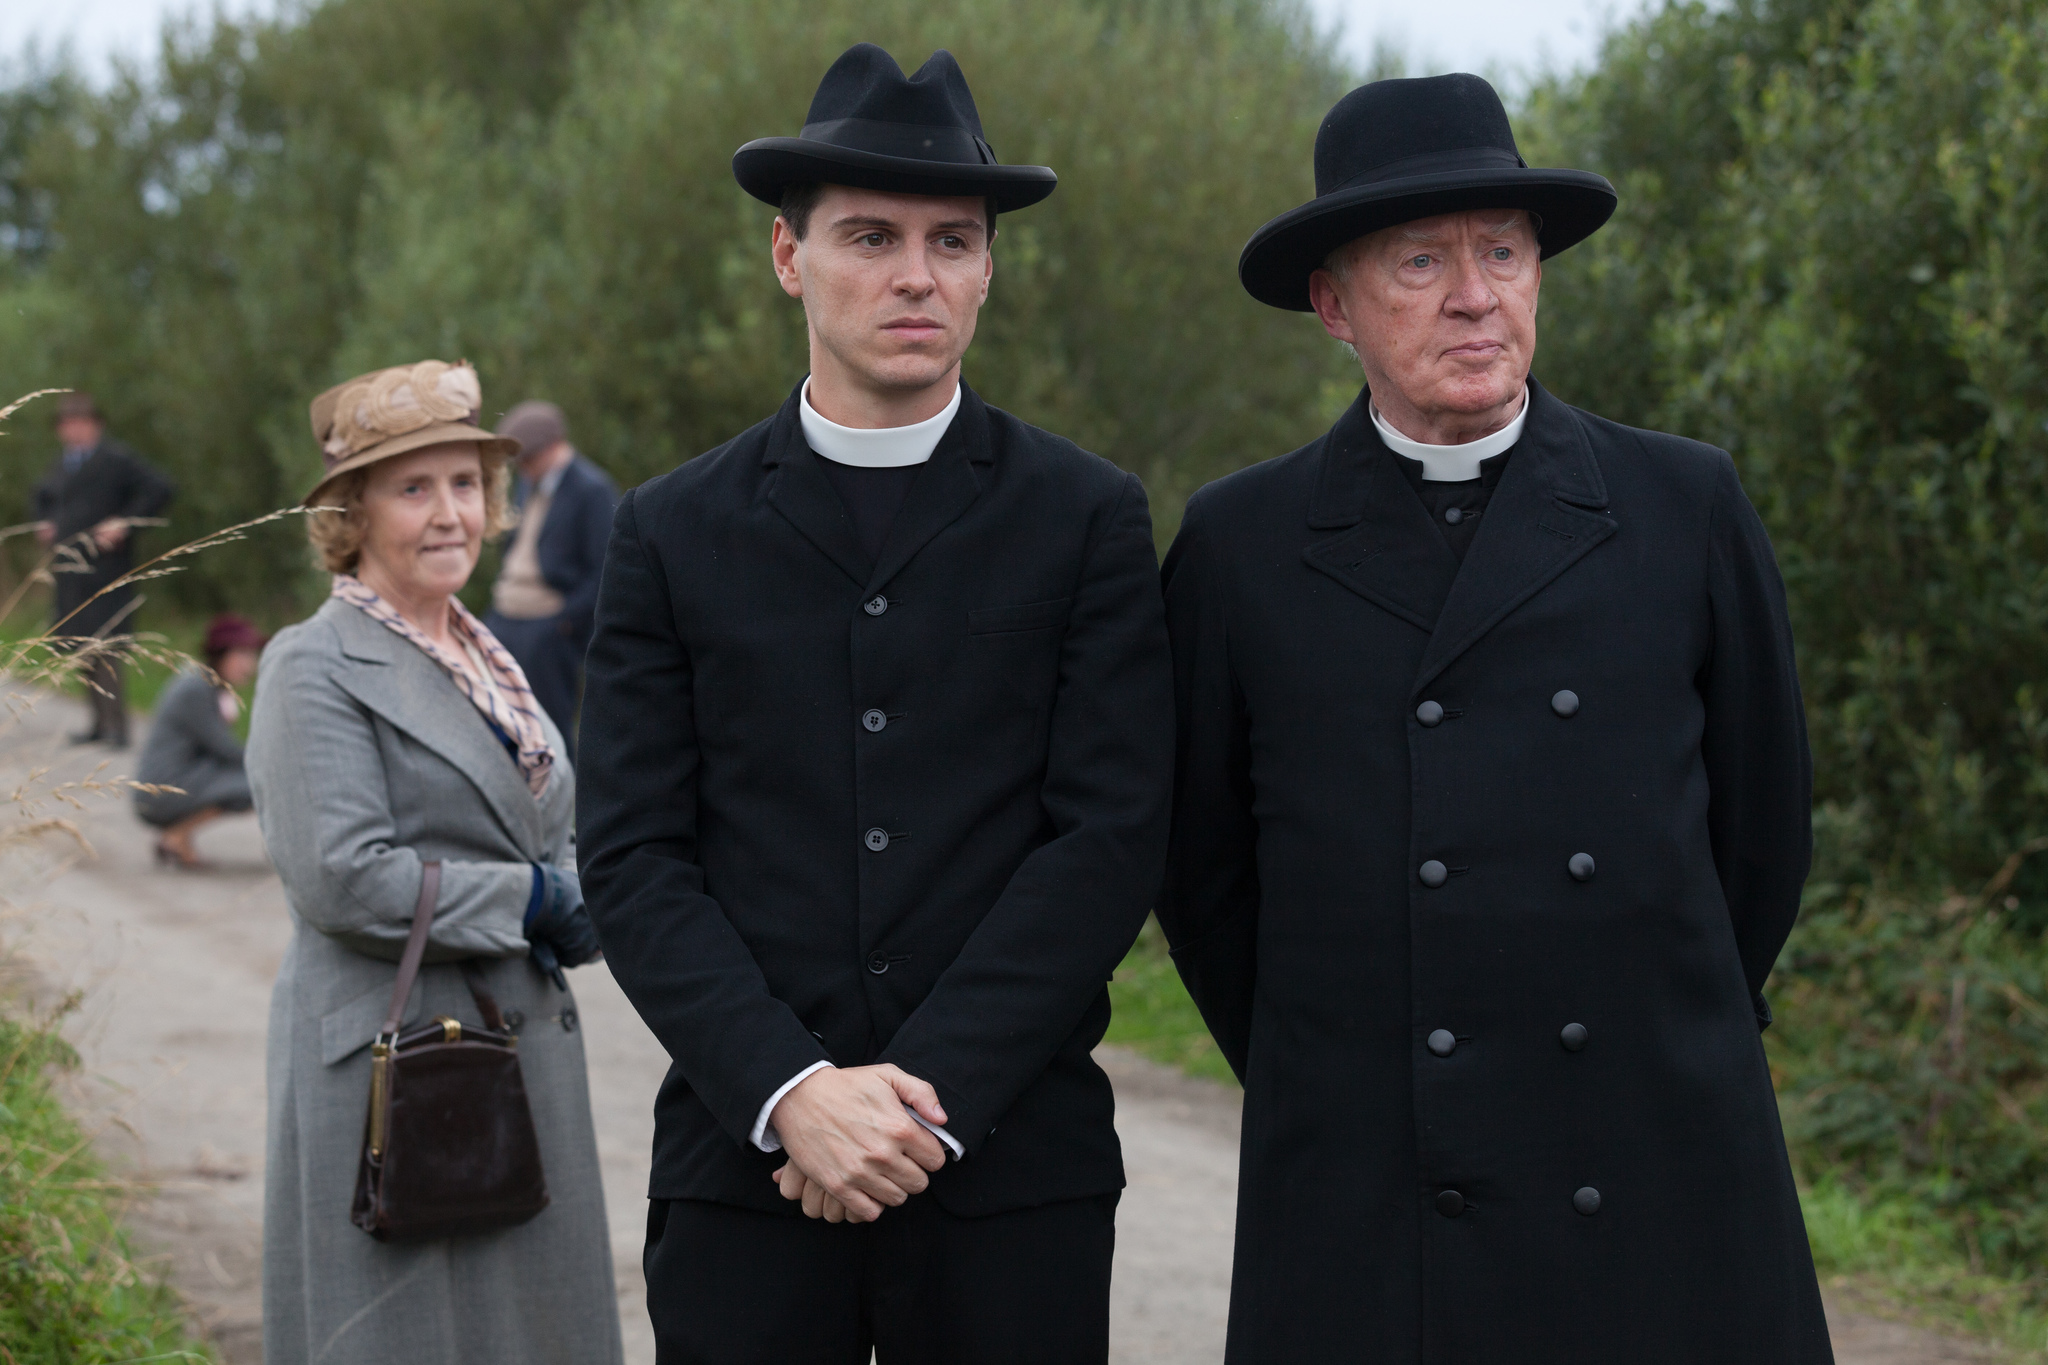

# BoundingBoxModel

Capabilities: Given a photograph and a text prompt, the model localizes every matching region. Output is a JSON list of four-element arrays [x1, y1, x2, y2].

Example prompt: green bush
[[1526, 0, 2048, 885], [0, 1005, 210, 1362], [1766, 803, 2048, 1279], [1105, 917, 1237, 1084]]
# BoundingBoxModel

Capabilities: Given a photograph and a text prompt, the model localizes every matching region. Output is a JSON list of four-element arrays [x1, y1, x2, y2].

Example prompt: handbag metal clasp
[[433, 1015, 462, 1043], [368, 1034, 394, 1159]]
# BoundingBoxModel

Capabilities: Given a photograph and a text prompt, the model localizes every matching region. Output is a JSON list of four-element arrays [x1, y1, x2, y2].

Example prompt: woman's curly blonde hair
[[305, 446, 514, 575]]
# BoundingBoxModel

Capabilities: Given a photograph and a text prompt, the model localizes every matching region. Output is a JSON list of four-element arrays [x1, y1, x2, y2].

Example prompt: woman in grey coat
[[249, 359, 623, 1365]]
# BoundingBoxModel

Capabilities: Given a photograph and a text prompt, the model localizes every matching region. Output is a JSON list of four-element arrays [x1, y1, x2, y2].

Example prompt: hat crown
[[310, 360, 483, 471], [497, 400, 568, 457], [730, 43, 1055, 212], [1313, 73, 1523, 198], [804, 44, 987, 142]]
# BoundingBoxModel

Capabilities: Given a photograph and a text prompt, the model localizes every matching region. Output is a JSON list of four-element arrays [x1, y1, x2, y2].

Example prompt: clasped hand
[[769, 1064, 948, 1224]]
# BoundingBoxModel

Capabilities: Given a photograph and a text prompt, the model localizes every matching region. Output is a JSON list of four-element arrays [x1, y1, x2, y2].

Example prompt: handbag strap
[[460, 960, 510, 1033], [379, 860, 443, 1040]]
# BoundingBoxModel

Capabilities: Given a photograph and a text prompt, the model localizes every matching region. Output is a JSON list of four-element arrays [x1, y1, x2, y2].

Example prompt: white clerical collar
[[800, 378, 960, 468], [1370, 387, 1529, 482]]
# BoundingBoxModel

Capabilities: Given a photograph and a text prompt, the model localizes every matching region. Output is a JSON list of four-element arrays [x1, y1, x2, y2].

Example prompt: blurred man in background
[[32, 392, 176, 748], [484, 400, 617, 754]]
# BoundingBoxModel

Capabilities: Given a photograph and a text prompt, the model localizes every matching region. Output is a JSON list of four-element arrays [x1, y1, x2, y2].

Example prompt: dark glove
[[525, 864, 602, 990]]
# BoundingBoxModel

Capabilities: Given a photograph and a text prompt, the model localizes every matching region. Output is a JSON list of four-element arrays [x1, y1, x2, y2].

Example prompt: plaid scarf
[[331, 575, 555, 796]]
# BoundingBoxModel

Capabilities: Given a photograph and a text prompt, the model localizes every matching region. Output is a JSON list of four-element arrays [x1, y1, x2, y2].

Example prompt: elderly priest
[[1157, 73, 1834, 1363]]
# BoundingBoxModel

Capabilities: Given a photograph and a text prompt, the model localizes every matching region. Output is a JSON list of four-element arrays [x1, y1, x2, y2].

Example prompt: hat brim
[[304, 423, 520, 506], [733, 138, 1058, 214], [1238, 168, 1618, 311]]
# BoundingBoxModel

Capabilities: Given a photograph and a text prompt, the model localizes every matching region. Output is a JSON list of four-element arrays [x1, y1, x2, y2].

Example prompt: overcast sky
[[2, 0, 1645, 90]]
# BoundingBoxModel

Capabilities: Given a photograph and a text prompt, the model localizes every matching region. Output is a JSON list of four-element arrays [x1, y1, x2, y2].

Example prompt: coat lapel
[[322, 600, 546, 855], [1300, 396, 1461, 632], [865, 385, 990, 596], [1409, 380, 1618, 698], [763, 387, 872, 589]]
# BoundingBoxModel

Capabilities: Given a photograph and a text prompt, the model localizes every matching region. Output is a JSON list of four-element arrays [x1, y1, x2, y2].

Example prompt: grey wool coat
[[248, 596, 623, 1365], [134, 668, 252, 827]]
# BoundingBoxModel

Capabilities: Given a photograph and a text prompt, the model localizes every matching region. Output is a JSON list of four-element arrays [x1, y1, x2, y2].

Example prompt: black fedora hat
[[1239, 73, 1616, 311], [733, 44, 1056, 214]]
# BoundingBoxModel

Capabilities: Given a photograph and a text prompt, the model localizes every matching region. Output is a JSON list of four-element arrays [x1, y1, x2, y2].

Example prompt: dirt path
[[0, 693, 2001, 1364]]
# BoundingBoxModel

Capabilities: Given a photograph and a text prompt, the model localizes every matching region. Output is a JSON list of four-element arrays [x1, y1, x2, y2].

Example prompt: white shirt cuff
[[911, 1108, 966, 1161], [752, 1061, 834, 1152], [750, 1061, 966, 1161]]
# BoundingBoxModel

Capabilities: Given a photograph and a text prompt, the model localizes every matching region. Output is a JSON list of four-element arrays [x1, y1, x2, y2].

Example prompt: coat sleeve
[[876, 472, 1175, 1153], [576, 488, 832, 1147], [247, 630, 533, 964], [556, 464, 618, 635], [1699, 454, 1813, 1016], [1155, 495, 1260, 1080], [112, 447, 176, 521]]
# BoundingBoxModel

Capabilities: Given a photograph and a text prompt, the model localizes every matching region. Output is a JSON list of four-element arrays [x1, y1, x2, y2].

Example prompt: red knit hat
[[203, 613, 268, 660]]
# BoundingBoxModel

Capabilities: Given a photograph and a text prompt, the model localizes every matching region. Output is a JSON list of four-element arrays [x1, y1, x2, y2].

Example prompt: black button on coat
[[1158, 382, 1829, 1362], [579, 383, 1173, 1218]]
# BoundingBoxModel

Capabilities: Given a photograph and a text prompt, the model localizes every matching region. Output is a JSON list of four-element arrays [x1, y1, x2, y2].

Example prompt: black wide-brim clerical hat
[[1239, 73, 1617, 311], [734, 45, 1056, 214]]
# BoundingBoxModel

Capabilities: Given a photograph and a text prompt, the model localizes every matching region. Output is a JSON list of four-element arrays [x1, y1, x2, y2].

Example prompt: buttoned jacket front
[[1159, 381, 1831, 1364], [578, 382, 1174, 1217]]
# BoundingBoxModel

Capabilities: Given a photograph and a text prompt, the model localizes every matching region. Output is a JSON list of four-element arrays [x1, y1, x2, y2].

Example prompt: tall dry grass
[[0, 387, 305, 1362]]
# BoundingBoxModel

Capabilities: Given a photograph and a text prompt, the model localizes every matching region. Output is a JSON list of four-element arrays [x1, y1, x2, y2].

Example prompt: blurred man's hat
[[304, 359, 517, 504], [204, 613, 268, 658], [497, 401, 569, 461], [1238, 73, 1618, 311], [732, 44, 1057, 213], [54, 392, 102, 425]]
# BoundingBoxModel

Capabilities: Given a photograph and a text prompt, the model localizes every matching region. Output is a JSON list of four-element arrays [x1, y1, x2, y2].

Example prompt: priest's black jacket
[[578, 381, 1173, 1218], [1158, 380, 1833, 1363]]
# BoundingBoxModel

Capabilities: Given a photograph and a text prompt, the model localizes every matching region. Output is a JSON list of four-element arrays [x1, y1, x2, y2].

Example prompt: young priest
[[577, 43, 1174, 1364]]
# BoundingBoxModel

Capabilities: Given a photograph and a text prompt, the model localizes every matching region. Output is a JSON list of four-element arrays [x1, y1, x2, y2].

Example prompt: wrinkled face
[[355, 444, 487, 602], [1310, 208, 1541, 424], [773, 186, 994, 395]]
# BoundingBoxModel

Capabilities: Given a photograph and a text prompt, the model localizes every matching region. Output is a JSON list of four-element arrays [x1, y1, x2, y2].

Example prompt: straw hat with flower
[[304, 359, 519, 504]]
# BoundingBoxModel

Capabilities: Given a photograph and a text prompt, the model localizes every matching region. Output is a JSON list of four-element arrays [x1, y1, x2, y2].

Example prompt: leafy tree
[[0, 0, 1351, 616], [334, 0, 1355, 526], [0, 0, 603, 615], [1527, 0, 2048, 887]]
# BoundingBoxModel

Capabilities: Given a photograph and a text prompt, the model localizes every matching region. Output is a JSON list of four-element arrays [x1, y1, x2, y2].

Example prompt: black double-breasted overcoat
[[1159, 381, 1832, 1363], [578, 382, 1173, 1218]]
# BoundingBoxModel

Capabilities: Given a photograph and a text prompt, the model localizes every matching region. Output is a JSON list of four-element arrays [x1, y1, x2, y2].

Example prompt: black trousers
[[643, 1192, 1118, 1365], [483, 611, 586, 756]]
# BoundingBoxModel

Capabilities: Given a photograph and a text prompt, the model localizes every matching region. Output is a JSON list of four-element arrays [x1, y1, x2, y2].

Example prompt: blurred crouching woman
[[134, 613, 266, 868], [248, 360, 623, 1365]]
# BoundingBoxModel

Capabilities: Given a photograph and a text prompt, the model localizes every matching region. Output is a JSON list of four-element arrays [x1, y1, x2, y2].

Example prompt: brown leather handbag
[[351, 861, 551, 1241]]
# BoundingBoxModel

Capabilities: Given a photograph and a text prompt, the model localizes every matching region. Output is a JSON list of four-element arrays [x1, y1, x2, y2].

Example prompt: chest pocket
[[968, 596, 1072, 636], [967, 597, 1072, 727]]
